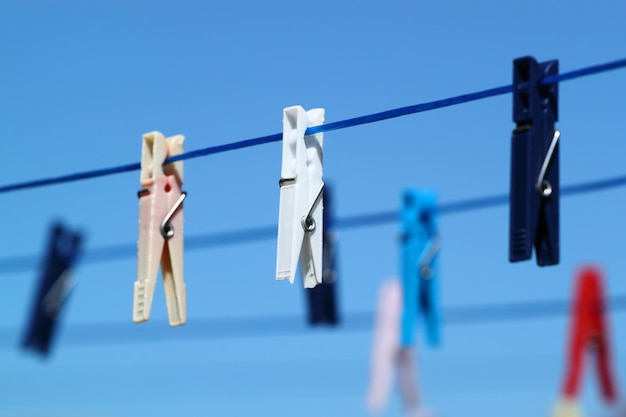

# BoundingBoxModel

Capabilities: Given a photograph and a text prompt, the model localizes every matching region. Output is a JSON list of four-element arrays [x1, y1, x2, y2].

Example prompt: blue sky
[[1, 1, 626, 417]]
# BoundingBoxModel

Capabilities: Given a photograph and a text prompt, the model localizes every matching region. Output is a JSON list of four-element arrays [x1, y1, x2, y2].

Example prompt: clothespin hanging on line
[[276, 106, 325, 288], [305, 184, 340, 325], [400, 189, 441, 347], [366, 279, 433, 417], [22, 222, 83, 356], [134, 131, 187, 327], [510, 56, 560, 266], [552, 265, 619, 417]]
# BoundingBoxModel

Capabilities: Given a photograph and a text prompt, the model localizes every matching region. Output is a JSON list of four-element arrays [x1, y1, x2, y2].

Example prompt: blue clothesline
[[1, 57, 624, 194]]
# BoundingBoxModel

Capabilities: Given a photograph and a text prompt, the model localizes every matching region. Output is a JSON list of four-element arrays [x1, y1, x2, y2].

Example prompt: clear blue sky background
[[1, 1, 626, 417]]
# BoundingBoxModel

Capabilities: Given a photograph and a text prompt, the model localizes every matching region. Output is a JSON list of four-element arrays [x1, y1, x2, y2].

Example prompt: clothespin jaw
[[400, 189, 440, 348], [134, 131, 187, 327], [276, 106, 325, 289], [22, 222, 82, 356], [305, 184, 340, 325], [510, 56, 560, 266], [558, 266, 618, 406]]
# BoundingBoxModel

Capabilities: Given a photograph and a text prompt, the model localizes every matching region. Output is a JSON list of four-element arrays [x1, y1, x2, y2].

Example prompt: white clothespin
[[367, 279, 434, 417], [134, 131, 187, 326], [276, 106, 325, 288]]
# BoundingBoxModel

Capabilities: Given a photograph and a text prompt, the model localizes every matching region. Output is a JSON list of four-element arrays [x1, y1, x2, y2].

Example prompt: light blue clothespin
[[400, 189, 441, 347]]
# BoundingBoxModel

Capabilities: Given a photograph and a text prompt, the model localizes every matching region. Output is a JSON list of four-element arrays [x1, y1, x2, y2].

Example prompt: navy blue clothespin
[[22, 222, 83, 356], [400, 189, 440, 347], [304, 184, 340, 325], [510, 56, 560, 266]]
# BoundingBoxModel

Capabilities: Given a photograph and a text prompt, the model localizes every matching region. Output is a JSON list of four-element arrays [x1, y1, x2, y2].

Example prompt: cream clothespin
[[276, 106, 325, 288], [134, 131, 187, 326]]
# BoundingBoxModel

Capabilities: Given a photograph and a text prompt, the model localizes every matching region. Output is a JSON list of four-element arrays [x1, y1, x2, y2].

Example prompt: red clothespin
[[553, 266, 619, 417]]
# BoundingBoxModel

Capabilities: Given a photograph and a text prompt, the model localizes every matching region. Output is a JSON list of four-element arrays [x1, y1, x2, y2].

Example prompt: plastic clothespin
[[22, 222, 83, 356], [134, 131, 187, 327], [276, 105, 325, 289], [305, 184, 339, 325], [367, 279, 433, 417], [509, 56, 560, 266], [400, 189, 440, 347], [552, 265, 619, 417]]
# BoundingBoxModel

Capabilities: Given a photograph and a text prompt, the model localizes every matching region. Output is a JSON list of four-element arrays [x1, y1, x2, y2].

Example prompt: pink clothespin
[[133, 131, 187, 327], [367, 279, 433, 417]]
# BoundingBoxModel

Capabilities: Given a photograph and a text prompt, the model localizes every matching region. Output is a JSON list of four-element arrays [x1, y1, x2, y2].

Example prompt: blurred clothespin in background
[[400, 189, 440, 347], [509, 56, 560, 266], [552, 265, 619, 417], [304, 184, 339, 325], [276, 106, 325, 288], [366, 279, 433, 417], [22, 222, 83, 356], [134, 131, 187, 327]]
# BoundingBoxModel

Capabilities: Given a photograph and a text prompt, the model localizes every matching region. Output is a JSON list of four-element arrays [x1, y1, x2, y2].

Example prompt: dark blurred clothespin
[[304, 184, 339, 325], [22, 222, 83, 356], [510, 56, 560, 266], [400, 189, 440, 347], [552, 265, 619, 417]]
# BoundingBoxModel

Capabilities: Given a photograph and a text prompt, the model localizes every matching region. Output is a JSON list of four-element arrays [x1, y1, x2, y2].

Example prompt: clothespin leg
[[419, 270, 441, 346], [535, 145, 560, 266], [509, 127, 535, 262], [276, 106, 308, 284], [161, 177, 186, 327], [399, 348, 435, 417], [397, 347, 420, 410], [596, 338, 618, 401], [300, 108, 325, 288], [563, 317, 586, 400], [593, 273, 618, 402], [367, 279, 402, 412], [134, 188, 166, 323], [401, 242, 418, 347]]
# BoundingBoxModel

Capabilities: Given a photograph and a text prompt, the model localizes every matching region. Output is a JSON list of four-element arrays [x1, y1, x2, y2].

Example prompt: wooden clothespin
[[134, 131, 187, 326], [552, 265, 619, 417]]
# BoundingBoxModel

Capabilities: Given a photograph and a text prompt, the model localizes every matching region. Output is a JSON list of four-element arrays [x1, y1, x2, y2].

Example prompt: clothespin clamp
[[367, 279, 433, 417], [552, 266, 619, 417], [400, 189, 440, 347], [276, 106, 325, 289], [134, 131, 187, 327], [510, 56, 560, 266], [305, 184, 339, 325], [22, 222, 83, 356]]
